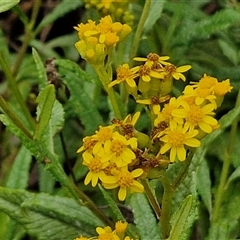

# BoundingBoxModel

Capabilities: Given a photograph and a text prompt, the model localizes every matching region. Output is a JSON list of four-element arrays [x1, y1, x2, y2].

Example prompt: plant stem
[[159, 170, 174, 239], [129, 0, 151, 66], [94, 66, 123, 119], [12, 0, 42, 77], [141, 179, 161, 219], [211, 88, 240, 222], [0, 95, 32, 139], [172, 151, 194, 190], [0, 53, 35, 130]]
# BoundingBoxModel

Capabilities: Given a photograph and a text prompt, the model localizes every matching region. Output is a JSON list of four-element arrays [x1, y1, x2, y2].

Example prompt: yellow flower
[[74, 236, 90, 240], [190, 74, 218, 89], [134, 53, 170, 67], [96, 226, 120, 240], [108, 64, 138, 88], [213, 79, 233, 96], [103, 132, 137, 167], [103, 168, 144, 201], [154, 97, 184, 129], [183, 85, 217, 108], [137, 96, 161, 115], [159, 124, 201, 162], [83, 152, 109, 187], [163, 64, 191, 81], [172, 101, 218, 133], [115, 221, 128, 234]]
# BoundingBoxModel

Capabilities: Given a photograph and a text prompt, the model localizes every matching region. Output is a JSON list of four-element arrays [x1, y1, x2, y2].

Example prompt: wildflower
[[112, 111, 140, 138], [172, 102, 218, 133], [134, 53, 170, 67], [163, 64, 191, 81], [103, 168, 144, 201], [103, 131, 137, 167], [183, 85, 217, 107], [159, 124, 201, 162], [213, 79, 233, 96], [154, 97, 184, 129], [190, 74, 218, 89], [96, 226, 120, 240], [82, 152, 109, 187], [74, 236, 90, 240], [108, 64, 138, 88]]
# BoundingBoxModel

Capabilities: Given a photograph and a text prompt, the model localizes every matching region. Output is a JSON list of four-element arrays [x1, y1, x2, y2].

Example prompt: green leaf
[[36, 0, 83, 33], [168, 195, 194, 240], [196, 158, 212, 213], [98, 184, 125, 221], [0, 187, 103, 239], [0, 0, 20, 13], [32, 48, 48, 90], [6, 145, 32, 189], [55, 59, 103, 135], [225, 166, 240, 189], [34, 84, 56, 140], [144, 0, 166, 33], [178, 9, 240, 44], [129, 193, 161, 240], [0, 114, 79, 201]]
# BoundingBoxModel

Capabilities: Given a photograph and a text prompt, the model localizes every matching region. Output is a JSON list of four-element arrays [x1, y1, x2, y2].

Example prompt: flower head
[[163, 64, 191, 81], [83, 152, 109, 187], [159, 124, 201, 162], [103, 132, 137, 167], [108, 64, 138, 88], [103, 168, 144, 201]]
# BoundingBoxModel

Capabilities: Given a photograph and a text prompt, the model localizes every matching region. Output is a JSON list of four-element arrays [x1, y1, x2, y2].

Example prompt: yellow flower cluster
[[153, 74, 232, 162], [77, 113, 144, 201], [108, 52, 233, 163], [75, 221, 136, 240], [74, 15, 131, 65], [83, 0, 134, 24], [109, 53, 191, 98]]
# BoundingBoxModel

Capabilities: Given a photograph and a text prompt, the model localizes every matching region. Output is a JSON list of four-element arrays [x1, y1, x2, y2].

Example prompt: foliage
[[0, 0, 240, 240]]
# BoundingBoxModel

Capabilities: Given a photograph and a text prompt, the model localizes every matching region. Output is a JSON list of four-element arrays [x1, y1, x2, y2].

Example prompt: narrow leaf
[[144, 0, 166, 33], [196, 158, 212, 213], [55, 59, 103, 135], [32, 48, 48, 90], [6, 145, 32, 189], [34, 84, 56, 140], [129, 193, 161, 240], [0, 0, 20, 13], [0, 187, 103, 240], [168, 195, 193, 240]]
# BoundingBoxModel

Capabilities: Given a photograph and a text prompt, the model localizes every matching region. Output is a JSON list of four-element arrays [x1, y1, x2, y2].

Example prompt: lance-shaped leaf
[[168, 195, 194, 240], [34, 84, 56, 141], [0, 0, 20, 13], [0, 187, 104, 240], [129, 193, 161, 240]]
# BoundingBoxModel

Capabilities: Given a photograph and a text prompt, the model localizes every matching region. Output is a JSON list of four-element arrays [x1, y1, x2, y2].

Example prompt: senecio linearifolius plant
[[73, 13, 232, 240]]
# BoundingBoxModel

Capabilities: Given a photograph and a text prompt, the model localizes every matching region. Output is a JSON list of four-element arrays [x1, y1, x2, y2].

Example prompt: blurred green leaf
[[5, 145, 32, 189], [196, 158, 212, 214], [168, 195, 193, 240], [55, 59, 103, 135], [34, 84, 56, 141], [0, 0, 20, 13], [0, 187, 103, 240], [144, 0, 166, 33], [129, 193, 161, 240], [36, 0, 83, 33], [225, 166, 240, 189], [178, 9, 240, 44], [32, 48, 48, 90]]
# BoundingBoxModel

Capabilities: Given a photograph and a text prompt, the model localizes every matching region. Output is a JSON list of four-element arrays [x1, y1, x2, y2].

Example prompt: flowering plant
[[0, 1, 240, 240]]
